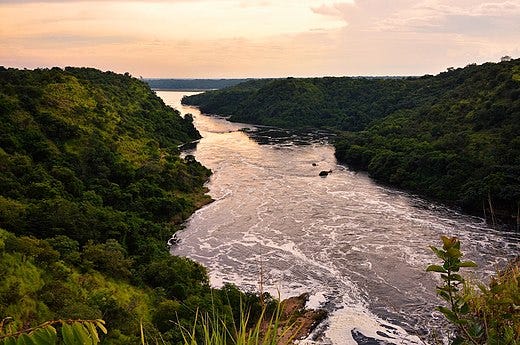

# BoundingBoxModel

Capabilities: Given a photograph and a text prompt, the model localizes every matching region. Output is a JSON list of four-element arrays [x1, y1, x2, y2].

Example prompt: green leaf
[[426, 265, 447, 273], [16, 334, 35, 345], [459, 261, 477, 268], [468, 322, 483, 338], [504, 326, 514, 342], [451, 336, 465, 345], [447, 247, 462, 259], [460, 302, 470, 315], [85, 323, 99, 344], [451, 274, 464, 282], [61, 323, 74, 345], [2, 337, 17, 345], [437, 306, 459, 323], [453, 240, 460, 250], [94, 321, 106, 335], [430, 246, 446, 260], [441, 236, 456, 249], [438, 290, 451, 302], [29, 327, 57, 345], [71, 323, 92, 345]]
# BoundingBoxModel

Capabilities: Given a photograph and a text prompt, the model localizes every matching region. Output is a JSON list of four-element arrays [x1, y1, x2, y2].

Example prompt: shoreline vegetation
[[144, 79, 250, 91], [0, 67, 324, 344], [182, 59, 520, 230]]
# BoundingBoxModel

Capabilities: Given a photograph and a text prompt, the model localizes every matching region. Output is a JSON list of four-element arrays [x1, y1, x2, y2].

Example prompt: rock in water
[[319, 170, 332, 177]]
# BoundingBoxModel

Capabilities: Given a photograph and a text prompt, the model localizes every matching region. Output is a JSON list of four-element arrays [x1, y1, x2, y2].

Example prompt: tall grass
[[141, 301, 298, 345]]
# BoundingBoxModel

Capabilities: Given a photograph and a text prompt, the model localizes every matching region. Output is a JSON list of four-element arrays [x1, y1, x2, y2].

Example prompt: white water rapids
[[158, 91, 519, 345]]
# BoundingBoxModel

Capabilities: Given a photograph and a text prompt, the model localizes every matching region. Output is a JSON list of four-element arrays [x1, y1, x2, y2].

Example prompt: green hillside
[[144, 78, 251, 90], [183, 60, 520, 228], [0, 67, 266, 343]]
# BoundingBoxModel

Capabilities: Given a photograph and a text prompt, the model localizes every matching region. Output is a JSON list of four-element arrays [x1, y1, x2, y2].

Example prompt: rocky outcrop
[[274, 293, 328, 344]]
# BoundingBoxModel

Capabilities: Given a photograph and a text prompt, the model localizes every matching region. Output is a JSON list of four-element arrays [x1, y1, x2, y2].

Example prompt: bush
[[427, 236, 519, 344]]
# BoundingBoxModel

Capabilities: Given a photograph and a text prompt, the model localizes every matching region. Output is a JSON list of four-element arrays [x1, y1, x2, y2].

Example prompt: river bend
[[158, 91, 519, 345]]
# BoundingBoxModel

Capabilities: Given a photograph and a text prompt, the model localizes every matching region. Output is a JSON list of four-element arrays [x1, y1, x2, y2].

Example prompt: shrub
[[427, 236, 519, 345]]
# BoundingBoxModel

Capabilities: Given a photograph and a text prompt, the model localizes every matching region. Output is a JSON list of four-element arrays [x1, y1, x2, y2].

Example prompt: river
[[157, 91, 519, 345]]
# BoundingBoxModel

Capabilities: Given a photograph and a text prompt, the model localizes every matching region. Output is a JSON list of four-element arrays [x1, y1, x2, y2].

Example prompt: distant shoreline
[[145, 78, 250, 91], [152, 88, 215, 92]]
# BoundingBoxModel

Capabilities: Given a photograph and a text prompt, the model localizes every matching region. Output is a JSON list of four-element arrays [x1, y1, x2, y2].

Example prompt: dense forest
[[183, 60, 520, 228], [144, 78, 250, 91], [0, 67, 268, 344]]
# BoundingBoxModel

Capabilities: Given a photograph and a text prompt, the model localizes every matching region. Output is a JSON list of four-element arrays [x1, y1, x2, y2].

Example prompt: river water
[[158, 91, 520, 345]]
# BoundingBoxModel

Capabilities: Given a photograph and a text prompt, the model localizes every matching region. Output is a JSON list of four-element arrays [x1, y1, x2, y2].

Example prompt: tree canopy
[[0, 67, 267, 343]]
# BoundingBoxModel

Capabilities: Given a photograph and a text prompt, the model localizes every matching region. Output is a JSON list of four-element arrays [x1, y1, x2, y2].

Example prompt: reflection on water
[[158, 91, 520, 345]]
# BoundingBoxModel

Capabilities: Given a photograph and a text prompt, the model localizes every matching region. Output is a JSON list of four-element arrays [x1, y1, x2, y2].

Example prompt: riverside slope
[[0, 68, 279, 344]]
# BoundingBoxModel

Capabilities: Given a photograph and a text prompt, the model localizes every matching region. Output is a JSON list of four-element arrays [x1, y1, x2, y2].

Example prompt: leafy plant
[[427, 236, 479, 344], [427, 236, 519, 345], [463, 259, 520, 345], [0, 319, 107, 345]]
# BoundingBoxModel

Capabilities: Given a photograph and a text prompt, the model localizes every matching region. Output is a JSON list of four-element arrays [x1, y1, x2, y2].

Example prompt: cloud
[[310, 0, 520, 36], [1, 0, 518, 77], [0, 0, 203, 2], [374, 1, 520, 36], [22, 34, 134, 47], [304, 0, 520, 75], [473, 1, 520, 15], [311, 2, 351, 17]]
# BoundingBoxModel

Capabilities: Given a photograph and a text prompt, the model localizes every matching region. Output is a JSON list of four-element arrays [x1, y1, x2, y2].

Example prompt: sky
[[1, 0, 519, 77]]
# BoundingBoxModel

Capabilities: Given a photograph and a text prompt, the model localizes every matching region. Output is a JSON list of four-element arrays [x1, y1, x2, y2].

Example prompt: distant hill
[[183, 60, 520, 229], [181, 76, 429, 130], [144, 78, 252, 90]]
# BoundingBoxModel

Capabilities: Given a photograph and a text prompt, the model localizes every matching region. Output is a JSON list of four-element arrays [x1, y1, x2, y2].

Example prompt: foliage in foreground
[[428, 236, 519, 345], [175, 301, 297, 345], [1, 301, 292, 345], [0, 319, 107, 345]]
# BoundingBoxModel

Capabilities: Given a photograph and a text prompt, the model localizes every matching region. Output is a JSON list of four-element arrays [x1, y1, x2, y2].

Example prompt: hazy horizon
[[1, 0, 519, 78]]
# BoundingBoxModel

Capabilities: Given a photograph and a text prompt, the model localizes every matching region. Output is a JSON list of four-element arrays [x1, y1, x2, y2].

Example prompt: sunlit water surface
[[158, 91, 519, 345]]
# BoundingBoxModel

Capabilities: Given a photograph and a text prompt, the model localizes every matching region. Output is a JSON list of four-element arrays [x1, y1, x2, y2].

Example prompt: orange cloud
[[0, 0, 518, 77]]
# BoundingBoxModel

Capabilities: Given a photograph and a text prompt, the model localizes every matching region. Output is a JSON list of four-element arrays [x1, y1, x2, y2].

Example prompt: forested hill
[[183, 60, 520, 228], [0, 67, 266, 343], [145, 78, 250, 90], [182, 76, 418, 130]]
